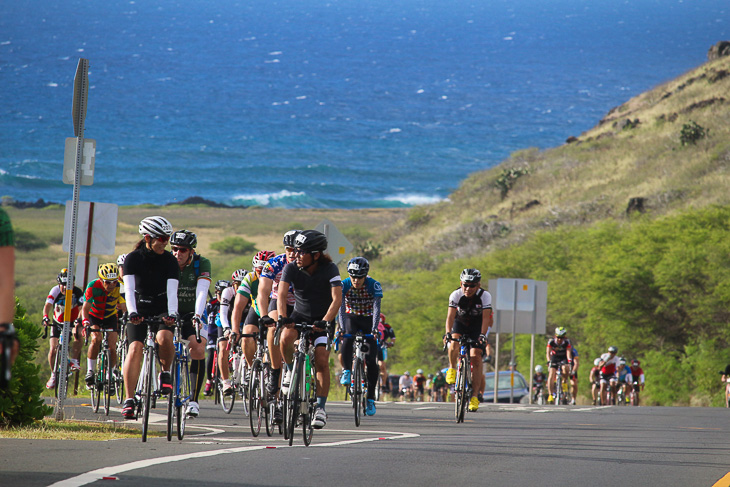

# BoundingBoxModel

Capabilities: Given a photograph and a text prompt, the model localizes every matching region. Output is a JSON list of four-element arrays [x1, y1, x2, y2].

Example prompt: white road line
[[47, 430, 420, 487]]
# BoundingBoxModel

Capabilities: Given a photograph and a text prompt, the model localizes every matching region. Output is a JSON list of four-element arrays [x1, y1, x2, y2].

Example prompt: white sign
[[75, 256, 98, 289], [315, 218, 353, 264], [63, 138, 95, 185], [62, 201, 118, 255], [489, 278, 547, 334]]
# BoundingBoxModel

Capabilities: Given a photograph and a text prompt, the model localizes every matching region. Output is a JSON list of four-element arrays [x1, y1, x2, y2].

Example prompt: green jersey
[[0, 208, 13, 247], [237, 271, 262, 316], [178, 253, 212, 314]]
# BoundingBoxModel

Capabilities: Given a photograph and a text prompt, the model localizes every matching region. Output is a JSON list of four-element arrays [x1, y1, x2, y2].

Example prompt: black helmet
[[57, 268, 68, 285], [347, 257, 369, 277], [294, 230, 328, 253], [170, 229, 197, 249], [283, 229, 302, 248], [460, 268, 481, 283], [215, 280, 230, 293]]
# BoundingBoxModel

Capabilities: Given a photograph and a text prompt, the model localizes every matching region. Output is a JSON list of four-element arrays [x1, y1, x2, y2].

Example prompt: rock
[[565, 136, 578, 144], [626, 197, 646, 215], [1, 197, 58, 209], [165, 196, 237, 208], [708, 41, 730, 61], [615, 118, 640, 131]]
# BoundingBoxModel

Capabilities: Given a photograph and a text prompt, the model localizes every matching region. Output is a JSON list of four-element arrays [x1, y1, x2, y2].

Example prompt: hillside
[[382, 54, 730, 267]]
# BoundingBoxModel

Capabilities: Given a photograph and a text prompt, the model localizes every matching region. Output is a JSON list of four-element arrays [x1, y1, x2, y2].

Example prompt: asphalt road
[[2, 397, 730, 487]]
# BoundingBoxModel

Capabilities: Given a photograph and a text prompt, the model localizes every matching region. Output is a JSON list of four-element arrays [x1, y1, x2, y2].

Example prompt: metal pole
[[493, 319, 500, 404], [510, 280, 517, 404], [55, 58, 89, 421], [529, 334, 535, 404]]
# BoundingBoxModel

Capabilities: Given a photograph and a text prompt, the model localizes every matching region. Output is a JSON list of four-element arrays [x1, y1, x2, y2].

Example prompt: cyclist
[[257, 230, 300, 402], [413, 368, 426, 401], [616, 358, 633, 404], [0, 207, 18, 376], [599, 346, 621, 405], [42, 268, 84, 389], [589, 358, 602, 405], [569, 346, 580, 405], [533, 364, 547, 403], [431, 370, 447, 402], [545, 327, 574, 404], [277, 229, 342, 429], [376, 313, 395, 394], [121, 216, 179, 419], [203, 279, 225, 396], [399, 370, 413, 401], [215, 271, 242, 398], [443, 268, 492, 412], [116, 254, 128, 296], [630, 359, 645, 404], [82, 263, 126, 392], [338, 256, 382, 416], [170, 229, 211, 418]]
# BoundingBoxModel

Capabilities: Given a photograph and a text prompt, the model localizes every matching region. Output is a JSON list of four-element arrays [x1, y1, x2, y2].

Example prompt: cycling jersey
[[448, 287, 492, 328], [341, 277, 383, 316], [547, 338, 573, 360], [617, 366, 633, 383], [600, 353, 621, 375], [84, 279, 125, 319], [281, 261, 341, 321], [260, 253, 295, 305], [533, 372, 546, 386], [177, 253, 212, 314], [236, 271, 262, 317], [46, 285, 84, 322], [123, 245, 179, 316], [630, 365, 645, 384]]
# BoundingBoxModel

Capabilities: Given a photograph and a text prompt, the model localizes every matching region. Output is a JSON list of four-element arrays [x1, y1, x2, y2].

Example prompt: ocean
[[0, 0, 727, 208]]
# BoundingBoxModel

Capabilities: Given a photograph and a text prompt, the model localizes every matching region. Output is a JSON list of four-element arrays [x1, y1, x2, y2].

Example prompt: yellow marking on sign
[[523, 284, 528, 291], [712, 472, 730, 487], [339, 246, 346, 254]]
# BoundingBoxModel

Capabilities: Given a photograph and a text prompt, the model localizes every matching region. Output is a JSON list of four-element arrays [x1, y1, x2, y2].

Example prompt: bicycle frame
[[446, 335, 476, 423], [342, 332, 374, 427], [284, 322, 318, 446], [168, 320, 192, 441]]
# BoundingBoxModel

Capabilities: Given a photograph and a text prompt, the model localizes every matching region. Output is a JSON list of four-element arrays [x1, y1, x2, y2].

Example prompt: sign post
[[55, 58, 90, 421]]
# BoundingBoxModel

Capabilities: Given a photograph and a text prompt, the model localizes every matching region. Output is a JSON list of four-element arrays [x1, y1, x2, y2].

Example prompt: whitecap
[[47, 82, 58, 87], [265, 59, 280, 63], [383, 194, 445, 206], [440, 95, 448, 100], [1, 41, 11, 46], [503, 36, 513, 41], [296, 95, 307, 100], [231, 190, 306, 207], [416, 89, 425, 94], [269, 51, 283, 55], [389, 128, 402, 133]]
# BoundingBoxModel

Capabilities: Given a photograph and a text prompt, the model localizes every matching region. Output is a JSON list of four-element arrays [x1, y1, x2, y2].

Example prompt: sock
[[316, 396, 327, 410], [87, 358, 97, 373]]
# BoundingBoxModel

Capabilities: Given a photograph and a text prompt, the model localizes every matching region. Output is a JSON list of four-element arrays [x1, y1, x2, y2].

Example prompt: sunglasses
[[154, 235, 170, 243], [294, 249, 315, 255], [461, 282, 478, 288], [171, 246, 190, 253]]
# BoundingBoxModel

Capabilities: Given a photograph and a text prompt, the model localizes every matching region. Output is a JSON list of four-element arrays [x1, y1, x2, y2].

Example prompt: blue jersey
[[341, 276, 383, 316]]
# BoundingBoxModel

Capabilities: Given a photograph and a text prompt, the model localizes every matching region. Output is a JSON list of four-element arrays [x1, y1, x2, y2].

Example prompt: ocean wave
[[381, 194, 446, 207], [229, 190, 322, 208]]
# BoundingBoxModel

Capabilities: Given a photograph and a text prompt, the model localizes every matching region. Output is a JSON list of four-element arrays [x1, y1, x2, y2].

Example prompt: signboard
[[62, 201, 118, 255], [489, 278, 547, 334], [63, 138, 95, 185], [75, 256, 98, 289], [315, 218, 353, 264]]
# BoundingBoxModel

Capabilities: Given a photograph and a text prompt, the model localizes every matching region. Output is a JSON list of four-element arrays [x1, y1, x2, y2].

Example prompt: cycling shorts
[[88, 314, 119, 333], [127, 319, 174, 344], [290, 310, 329, 348], [599, 372, 616, 384], [450, 320, 486, 353], [549, 357, 569, 369], [268, 298, 294, 317], [243, 306, 260, 327], [377, 346, 387, 361]]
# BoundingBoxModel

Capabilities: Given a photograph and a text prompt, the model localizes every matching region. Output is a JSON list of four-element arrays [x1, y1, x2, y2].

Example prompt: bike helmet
[[138, 216, 173, 238], [215, 279, 231, 293], [618, 359, 626, 366], [555, 327, 567, 338], [170, 229, 197, 249], [282, 229, 302, 248], [594, 358, 602, 367], [57, 268, 68, 285], [294, 230, 328, 253], [608, 346, 618, 353], [535, 365, 543, 373], [347, 256, 369, 277], [416, 368, 423, 374], [404, 371, 410, 376], [231, 268, 248, 283], [460, 268, 481, 283], [632, 359, 640, 366], [252, 250, 276, 269], [428, 373, 434, 379], [97, 263, 119, 281], [116, 253, 127, 266]]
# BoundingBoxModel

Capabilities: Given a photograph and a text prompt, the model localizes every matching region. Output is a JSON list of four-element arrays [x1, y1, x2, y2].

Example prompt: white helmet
[[116, 253, 127, 266], [535, 365, 543, 373], [594, 358, 602, 367], [139, 216, 173, 238], [416, 369, 423, 374]]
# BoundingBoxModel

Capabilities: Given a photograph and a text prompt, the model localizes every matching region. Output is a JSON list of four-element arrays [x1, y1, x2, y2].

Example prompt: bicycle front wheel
[[287, 359, 301, 446], [91, 369, 101, 413], [103, 351, 112, 416], [302, 359, 316, 446], [141, 350, 153, 442], [249, 361, 263, 437], [456, 358, 468, 423], [115, 339, 127, 405], [238, 360, 249, 417], [167, 356, 177, 441], [352, 358, 361, 427], [177, 357, 190, 441]]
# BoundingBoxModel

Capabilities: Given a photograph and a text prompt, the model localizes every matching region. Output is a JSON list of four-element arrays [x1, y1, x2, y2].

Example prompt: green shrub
[[13, 230, 48, 252], [495, 167, 529, 200], [210, 236, 256, 254], [680, 121, 708, 146], [354, 240, 383, 261], [0, 300, 53, 427]]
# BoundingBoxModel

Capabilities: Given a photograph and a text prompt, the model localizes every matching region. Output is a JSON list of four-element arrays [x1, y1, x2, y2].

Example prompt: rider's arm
[[276, 280, 290, 318], [257, 276, 273, 318], [81, 299, 92, 323], [123, 274, 138, 315], [371, 296, 381, 334], [323, 283, 342, 322], [166, 279, 179, 316], [231, 292, 249, 336], [338, 288, 346, 331], [445, 306, 456, 336], [194, 277, 210, 318]]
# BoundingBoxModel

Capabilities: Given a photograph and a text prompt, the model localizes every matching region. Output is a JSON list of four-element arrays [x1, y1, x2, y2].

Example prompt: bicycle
[[630, 380, 641, 406], [445, 334, 477, 423], [276, 321, 319, 446], [229, 340, 249, 417], [246, 330, 278, 437], [166, 314, 197, 441], [84, 324, 115, 416], [342, 331, 375, 427], [134, 315, 168, 443], [533, 383, 546, 405], [114, 313, 128, 405], [43, 320, 80, 399]]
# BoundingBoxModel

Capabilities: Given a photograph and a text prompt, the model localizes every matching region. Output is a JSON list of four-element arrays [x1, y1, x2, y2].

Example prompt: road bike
[[277, 322, 318, 446], [85, 324, 116, 416], [533, 383, 546, 405], [166, 315, 197, 441], [134, 315, 167, 443], [114, 313, 128, 405], [630, 380, 641, 406], [229, 341, 249, 417], [246, 330, 274, 437], [43, 320, 80, 398], [211, 336, 236, 414], [445, 334, 477, 423], [554, 361, 572, 405], [342, 331, 375, 427]]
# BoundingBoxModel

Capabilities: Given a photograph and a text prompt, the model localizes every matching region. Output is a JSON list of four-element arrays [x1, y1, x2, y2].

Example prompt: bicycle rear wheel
[[302, 360, 315, 446], [141, 350, 153, 442], [115, 339, 127, 405], [352, 358, 361, 427], [249, 361, 263, 437], [103, 351, 112, 415]]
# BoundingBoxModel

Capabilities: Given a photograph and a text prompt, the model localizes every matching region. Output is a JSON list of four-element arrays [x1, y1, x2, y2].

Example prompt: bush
[[354, 240, 383, 261], [211, 236, 256, 254], [13, 230, 48, 252], [680, 120, 708, 146], [495, 167, 529, 200], [0, 300, 53, 427]]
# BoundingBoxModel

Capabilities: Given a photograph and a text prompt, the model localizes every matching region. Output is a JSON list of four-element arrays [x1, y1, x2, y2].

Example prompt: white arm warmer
[[167, 279, 179, 315], [123, 275, 138, 315], [195, 278, 210, 318]]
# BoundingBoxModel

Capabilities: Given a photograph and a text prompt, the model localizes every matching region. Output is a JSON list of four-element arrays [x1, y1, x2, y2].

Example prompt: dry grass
[[0, 419, 152, 440]]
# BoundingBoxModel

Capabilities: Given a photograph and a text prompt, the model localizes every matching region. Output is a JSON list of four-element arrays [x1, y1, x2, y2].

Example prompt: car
[[482, 371, 530, 403]]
